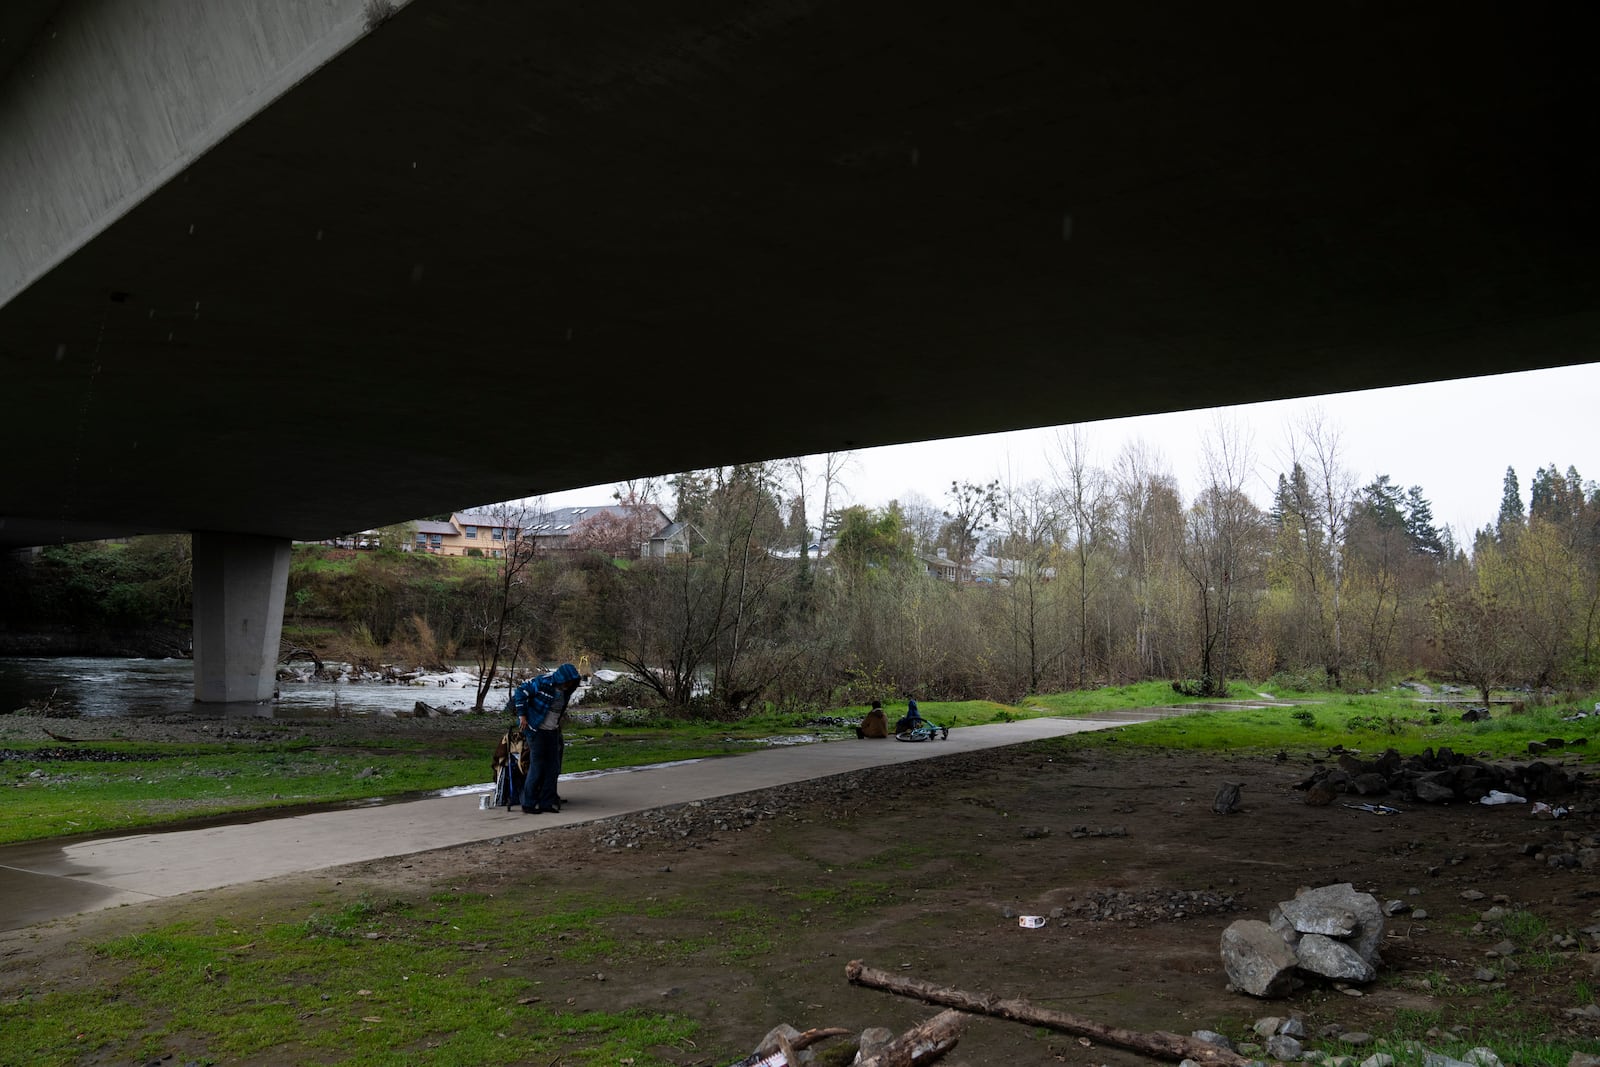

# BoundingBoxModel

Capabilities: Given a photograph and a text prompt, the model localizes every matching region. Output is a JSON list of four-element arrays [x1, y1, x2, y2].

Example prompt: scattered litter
[[1343, 803, 1402, 816], [726, 1052, 787, 1067], [1479, 790, 1527, 806], [1531, 801, 1569, 818], [1018, 915, 1047, 929]]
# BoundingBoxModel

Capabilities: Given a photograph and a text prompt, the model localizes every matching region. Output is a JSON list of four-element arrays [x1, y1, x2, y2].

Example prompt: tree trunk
[[857, 1009, 967, 1067], [845, 960, 1254, 1066]]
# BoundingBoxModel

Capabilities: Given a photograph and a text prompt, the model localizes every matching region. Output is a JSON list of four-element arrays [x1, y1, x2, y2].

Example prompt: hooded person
[[894, 698, 925, 735], [513, 663, 582, 813], [856, 700, 889, 739]]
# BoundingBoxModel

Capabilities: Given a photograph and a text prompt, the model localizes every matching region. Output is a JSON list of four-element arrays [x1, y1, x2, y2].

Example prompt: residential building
[[645, 521, 703, 559], [917, 547, 960, 582], [915, 548, 1034, 584], [406, 505, 686, 558]]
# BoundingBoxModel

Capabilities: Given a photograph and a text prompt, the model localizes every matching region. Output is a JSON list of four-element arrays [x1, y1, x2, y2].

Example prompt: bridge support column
[[192, 531, 290, 704]]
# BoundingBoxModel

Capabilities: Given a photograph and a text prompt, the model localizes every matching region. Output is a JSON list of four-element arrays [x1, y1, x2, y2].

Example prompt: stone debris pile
[[1042, 887, 1242, 928], [1220, 882, 1384, 998], [1295, 745, 1591, 807], [1186, 1014, 1538, 1067]]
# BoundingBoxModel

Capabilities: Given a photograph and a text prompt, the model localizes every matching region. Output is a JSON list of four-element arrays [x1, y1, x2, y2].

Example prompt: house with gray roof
[[405, 504, 685, 558]]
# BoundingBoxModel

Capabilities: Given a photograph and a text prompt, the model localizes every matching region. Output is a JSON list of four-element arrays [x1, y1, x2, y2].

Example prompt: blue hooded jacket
[[510, 663, 581, 728]]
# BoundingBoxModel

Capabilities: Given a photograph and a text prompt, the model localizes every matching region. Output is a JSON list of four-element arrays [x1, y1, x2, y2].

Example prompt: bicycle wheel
[[894, 729, 922, 742]]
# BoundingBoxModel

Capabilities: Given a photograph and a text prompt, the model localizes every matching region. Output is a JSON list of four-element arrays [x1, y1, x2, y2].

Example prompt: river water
[[0, 656, 496, 719]]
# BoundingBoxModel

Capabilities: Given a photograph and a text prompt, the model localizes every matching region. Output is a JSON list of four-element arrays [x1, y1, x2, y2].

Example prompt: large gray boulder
[[1296, 932, 1377, 982], [1223, 884, 1387, 997], [1220, 919, 1299, 997], [1278, 883, 1385, 965]]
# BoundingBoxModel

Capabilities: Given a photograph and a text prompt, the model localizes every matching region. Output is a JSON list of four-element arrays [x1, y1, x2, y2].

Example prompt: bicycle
[[895, 718, 948, 742]]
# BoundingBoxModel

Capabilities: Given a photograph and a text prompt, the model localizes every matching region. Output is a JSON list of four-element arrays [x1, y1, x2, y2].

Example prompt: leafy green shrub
[[1347, 713, 1406, 735], [590, 676, 663, 710], [1268, 669, 1327, 693], [1290, 708, 1317, 729]]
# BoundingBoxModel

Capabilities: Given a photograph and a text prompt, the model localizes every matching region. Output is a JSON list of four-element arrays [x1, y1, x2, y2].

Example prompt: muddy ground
[[4, 718, 1600, 1065]]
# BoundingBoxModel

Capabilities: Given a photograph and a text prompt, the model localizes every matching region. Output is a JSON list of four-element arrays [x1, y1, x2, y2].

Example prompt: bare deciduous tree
[[1112, 440, 1182, 680], [1430, 567, 1518, 706], [994, 476, 1060, 693], [1277, 410, 1358, 687], [1177, 417, 1265, 697], [1050, 426, 1114, 689], [941, 479, 1001, 582], [469, 500, 545, 711]]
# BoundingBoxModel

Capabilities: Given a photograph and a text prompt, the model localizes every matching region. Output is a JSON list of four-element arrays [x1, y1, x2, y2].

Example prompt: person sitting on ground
[[856, 700, 889, 739], [893, 698, 926, 735]]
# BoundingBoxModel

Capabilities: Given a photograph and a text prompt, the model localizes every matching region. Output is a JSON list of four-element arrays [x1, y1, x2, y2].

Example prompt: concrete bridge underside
[[1, 0, 1596, 702]]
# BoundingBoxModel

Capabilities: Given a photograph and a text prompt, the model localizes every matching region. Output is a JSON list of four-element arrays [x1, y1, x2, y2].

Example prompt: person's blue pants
[[521, 729, 563, 809]]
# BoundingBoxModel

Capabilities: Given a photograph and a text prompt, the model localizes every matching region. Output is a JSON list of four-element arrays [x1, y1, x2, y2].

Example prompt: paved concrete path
[[0, 715, 1154, 931]]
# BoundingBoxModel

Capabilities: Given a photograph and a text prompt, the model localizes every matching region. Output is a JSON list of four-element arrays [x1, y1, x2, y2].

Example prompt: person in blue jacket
[[894, 697, 925, 735], [511, 663, 582, 813]]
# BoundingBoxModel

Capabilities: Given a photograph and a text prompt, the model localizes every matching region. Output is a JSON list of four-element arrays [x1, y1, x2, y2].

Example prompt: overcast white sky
[[538, 362, 1599, 545]]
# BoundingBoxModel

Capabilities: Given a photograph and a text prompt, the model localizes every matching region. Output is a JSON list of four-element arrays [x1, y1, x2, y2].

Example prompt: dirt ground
[[5, 720, 1600, 1066]]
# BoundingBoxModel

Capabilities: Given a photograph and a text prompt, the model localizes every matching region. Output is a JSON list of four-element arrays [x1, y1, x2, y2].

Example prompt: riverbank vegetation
[[3, 443, 1599, 718]]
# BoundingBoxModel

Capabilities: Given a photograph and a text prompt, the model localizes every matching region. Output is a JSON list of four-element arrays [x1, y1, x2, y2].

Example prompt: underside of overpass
[[2, 0, 1597, 700]]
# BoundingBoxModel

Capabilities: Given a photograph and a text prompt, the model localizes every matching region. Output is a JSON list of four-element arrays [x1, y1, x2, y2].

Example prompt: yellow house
[[409, 505, 682, 558], [410, 513, 523, 557]]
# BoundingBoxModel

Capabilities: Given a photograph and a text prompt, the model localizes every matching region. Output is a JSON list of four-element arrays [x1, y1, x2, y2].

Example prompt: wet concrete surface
[[0, 714, 1207, 932]]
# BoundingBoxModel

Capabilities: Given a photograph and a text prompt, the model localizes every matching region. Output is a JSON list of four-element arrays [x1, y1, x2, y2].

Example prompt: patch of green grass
[[289, 553, 357, 576], [1024, 681, 1213, 715], [782, 878, 898, 922], [1481, 987, 1518, 1013], [1389, 1006, 1446, 1033], [0, 725, 817, 847], [1412, 970, 1468, 997], [1500, 907, 1550, 947], [1046, 687, 1599, 761], [2, 890, 701, 1067], [1519, 949, 1567, 974], [853, 842, 939, 871], [0, 741, 486, 845], [1322, 974, 1600, 1067], [707, 904, 777, 962]]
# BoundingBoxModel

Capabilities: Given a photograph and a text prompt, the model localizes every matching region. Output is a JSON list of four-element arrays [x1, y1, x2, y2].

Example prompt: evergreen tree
[[1528, 463, 1593, 532], [1402, 485, 1446, 559], [1357, 475, 1406, 535], [1496, 466, 1525, 543], [784, 496, 807, 542], [670, 469, 716, 529]]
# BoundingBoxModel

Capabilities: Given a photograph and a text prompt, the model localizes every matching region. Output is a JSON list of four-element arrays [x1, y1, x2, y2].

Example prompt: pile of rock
[[1296, 746, 1591, 806], [1220, 882, 1384, 997], [1186, 1015, 1556, 1067], [1043, 887, 1242, 927], [588, 796, 783, 850]]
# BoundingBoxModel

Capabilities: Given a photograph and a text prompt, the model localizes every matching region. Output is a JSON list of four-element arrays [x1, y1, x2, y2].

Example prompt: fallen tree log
[[846, 960, 1255, 1067], [730, 1025, 853, 1066], [858, 1008, 967, 1067]]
